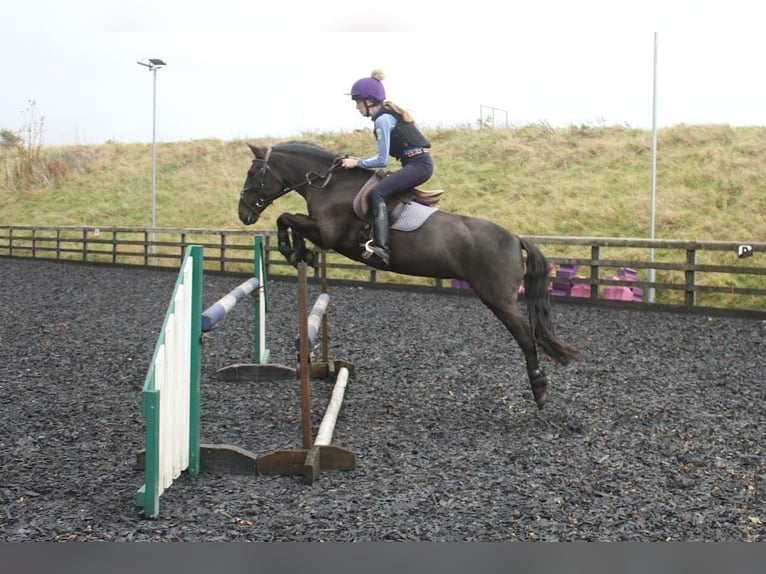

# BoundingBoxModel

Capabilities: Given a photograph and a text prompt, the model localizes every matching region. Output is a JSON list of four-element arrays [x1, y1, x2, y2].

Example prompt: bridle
[[239, 147, 343, 213]]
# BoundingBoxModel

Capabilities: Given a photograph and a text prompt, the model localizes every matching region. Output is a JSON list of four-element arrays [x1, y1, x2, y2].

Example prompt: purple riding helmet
[[348, 72, 386, 103]]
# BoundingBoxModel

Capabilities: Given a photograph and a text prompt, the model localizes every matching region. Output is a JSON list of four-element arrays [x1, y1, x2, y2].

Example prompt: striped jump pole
[[294, 293, 330, 350], [207, 235, 299, 383], [201, 278, 260, 332]]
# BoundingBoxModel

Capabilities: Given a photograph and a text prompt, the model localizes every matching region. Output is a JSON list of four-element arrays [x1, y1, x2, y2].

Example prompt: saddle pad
[[353, 195, 438, 232], [392, 202, 439, 231]]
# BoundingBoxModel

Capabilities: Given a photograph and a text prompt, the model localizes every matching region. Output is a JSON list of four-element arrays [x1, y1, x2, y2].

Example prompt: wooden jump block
[[213, 362, 296, 382], [256, 367, 355, 483]]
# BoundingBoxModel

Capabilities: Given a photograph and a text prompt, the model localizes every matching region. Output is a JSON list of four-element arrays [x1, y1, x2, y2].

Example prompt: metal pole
[[138, 58, 165, 264], [648, 32, 658, 302], [150, 67, 158, 264]]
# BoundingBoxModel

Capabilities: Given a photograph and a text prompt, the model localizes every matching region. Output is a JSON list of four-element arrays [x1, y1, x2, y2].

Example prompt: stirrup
[[362, 239, 390, 264]]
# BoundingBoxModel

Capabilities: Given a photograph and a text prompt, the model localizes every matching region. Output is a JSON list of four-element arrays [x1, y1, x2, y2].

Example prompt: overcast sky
[[2, 0, 765, 146]]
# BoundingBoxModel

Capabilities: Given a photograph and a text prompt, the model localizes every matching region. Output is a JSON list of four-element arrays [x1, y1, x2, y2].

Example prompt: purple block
[[552, 282, 572, 296], [618, 267, 638, 281], [556, 264, 579, 278]]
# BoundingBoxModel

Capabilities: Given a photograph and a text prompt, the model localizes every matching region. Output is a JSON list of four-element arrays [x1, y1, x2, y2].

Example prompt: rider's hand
[[341, 157, 359, 169]]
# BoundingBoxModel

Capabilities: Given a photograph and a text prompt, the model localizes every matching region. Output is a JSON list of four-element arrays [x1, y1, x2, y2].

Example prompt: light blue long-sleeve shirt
[[357, 113, 397, 169]]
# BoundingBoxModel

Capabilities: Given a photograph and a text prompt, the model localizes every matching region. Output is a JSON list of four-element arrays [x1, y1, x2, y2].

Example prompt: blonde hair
[[371, 69, 415, 123]]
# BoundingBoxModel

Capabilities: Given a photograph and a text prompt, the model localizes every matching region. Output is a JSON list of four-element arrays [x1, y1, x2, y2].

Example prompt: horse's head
[[238, 144, 292, 225], [238, 141, 342, 225]]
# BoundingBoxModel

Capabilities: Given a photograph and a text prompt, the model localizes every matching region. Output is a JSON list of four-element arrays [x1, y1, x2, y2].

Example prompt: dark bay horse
[[238, 141, 580, 408]]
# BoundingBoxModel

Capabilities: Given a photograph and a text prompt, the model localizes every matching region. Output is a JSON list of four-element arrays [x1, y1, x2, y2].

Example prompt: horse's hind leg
[[482, 298, 549, 409]]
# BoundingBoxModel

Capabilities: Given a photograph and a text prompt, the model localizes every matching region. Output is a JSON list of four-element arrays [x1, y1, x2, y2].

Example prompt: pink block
[[603, 286, 634, 301], [570, 283, 591, 297]]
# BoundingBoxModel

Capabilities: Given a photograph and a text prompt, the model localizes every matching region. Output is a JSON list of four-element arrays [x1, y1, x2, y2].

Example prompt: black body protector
[[371, 107, 431, 159]]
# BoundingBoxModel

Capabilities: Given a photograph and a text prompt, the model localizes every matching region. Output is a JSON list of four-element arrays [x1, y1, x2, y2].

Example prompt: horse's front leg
[[276, 213, 323, 267]]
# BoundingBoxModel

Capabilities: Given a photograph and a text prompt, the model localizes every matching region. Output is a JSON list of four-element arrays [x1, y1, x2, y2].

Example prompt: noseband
[[239, 147, 343, 212]]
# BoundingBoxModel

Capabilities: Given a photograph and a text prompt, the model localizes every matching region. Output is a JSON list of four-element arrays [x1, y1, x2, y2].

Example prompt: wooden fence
[[1, 224, 764, 314]]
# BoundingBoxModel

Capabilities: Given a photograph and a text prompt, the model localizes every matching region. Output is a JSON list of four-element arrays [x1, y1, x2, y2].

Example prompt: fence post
[[589, 245, 601, 299], [220, 233, 227, 273], [685, 248, 696, 306]]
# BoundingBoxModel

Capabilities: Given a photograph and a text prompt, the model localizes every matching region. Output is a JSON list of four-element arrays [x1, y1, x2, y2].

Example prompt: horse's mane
[[272, 140, 369, 182], [274, 140, 338, 162]]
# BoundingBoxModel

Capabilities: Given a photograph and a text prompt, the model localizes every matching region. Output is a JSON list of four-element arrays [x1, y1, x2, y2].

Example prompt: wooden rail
[[1, 225, 764, 313]]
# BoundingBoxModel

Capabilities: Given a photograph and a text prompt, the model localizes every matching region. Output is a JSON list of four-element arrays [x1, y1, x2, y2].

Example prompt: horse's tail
[[520, 237, 581, 365]]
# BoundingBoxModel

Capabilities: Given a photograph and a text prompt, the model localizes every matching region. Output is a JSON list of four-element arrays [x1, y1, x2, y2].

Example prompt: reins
[[239, 147, 345, 216], [241, 149, 342, 196], [305, 156, 344, 190]]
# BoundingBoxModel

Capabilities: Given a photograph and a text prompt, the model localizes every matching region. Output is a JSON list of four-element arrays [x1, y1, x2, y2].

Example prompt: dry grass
[[1, 124, 764, 308]]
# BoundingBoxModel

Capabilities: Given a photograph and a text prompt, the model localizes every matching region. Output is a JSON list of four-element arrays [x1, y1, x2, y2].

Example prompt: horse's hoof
[[530, 369, 548, 409]]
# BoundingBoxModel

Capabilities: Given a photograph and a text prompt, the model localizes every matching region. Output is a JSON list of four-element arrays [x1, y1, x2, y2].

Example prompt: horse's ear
[[247, 143, 260, 157]]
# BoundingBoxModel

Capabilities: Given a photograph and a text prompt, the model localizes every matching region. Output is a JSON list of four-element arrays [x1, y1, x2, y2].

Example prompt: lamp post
[[648, 34, 657, 303], [137, 58, 166, 264]]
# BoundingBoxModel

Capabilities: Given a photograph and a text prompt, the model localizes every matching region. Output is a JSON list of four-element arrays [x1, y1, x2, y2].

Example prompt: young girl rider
[[341, 69, 433, 265]]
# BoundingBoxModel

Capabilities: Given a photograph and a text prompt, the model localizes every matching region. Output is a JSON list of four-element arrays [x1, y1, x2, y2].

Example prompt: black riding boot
[[367, 203, 390, 265]]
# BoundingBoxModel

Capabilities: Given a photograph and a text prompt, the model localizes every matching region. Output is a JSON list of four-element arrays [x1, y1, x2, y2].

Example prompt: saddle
[[355, 170, 444, 221]]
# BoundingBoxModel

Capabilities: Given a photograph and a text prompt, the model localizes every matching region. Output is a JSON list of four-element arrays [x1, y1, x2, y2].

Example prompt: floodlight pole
[[137, 58, 166, 265], [649, 34, 658, 302]]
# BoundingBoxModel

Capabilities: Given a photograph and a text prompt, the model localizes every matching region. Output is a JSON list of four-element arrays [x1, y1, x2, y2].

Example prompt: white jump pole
[[314, 367, 350, 446]]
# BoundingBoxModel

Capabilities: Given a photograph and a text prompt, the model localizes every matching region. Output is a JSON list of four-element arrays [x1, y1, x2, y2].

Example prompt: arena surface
[[1, 257, 764, 541]]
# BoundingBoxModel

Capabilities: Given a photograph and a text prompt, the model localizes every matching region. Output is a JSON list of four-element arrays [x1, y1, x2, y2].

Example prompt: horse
[[238, 141, 580, 408]]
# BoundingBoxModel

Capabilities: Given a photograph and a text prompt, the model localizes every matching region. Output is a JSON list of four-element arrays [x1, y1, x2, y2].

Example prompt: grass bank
[[1, 124, 764, 308]]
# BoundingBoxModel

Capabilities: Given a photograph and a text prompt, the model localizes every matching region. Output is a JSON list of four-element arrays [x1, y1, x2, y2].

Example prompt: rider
[[340, 69, 433, 265]]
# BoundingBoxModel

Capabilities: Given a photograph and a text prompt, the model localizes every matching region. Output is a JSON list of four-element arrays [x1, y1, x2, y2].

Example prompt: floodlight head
[[137, 58, 167, 70]]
